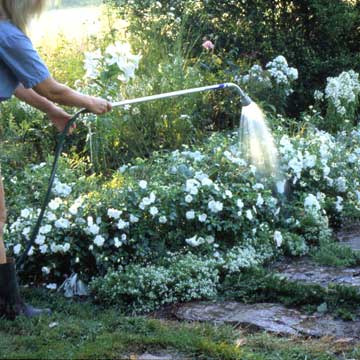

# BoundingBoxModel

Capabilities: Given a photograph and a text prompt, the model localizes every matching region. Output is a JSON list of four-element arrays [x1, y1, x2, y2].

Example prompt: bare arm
[[15, 84, 73, 133], [33, 77, 112, 114], [15, 84, 59, 114]]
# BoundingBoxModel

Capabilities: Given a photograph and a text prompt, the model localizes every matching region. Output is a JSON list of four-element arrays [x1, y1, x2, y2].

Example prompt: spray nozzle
[[223, 82, 252, 107]]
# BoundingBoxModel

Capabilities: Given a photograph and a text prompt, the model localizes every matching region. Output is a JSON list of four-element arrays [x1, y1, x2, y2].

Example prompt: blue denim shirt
[[0, 20, 50, 102]]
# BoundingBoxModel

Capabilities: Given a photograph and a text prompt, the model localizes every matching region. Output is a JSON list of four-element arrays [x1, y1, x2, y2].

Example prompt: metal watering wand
[[16, 82, 252, 269]]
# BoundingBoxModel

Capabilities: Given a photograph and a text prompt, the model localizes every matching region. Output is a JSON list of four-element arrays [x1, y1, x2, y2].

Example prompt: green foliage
[[106, 0, 360, 115], [311, 239, 360, 267], [2, 288, 352, 360], [221, 268, 360, 319], [0, 289, 243, 360], [0, 100, 55, 166]]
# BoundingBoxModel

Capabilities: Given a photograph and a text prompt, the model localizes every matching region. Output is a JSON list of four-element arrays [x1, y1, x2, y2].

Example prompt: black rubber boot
[[0, 258, 51, 320]]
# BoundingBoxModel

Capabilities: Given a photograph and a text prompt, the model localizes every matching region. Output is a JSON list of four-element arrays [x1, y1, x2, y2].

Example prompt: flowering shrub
[[236, 55, 298, 112], [314, 70, 360, 132], [90, 253, 219, 313], [4, 120, 360, 289]]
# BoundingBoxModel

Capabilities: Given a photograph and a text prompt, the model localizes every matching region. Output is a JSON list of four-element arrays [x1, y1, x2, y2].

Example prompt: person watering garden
[[0, 0, 112, 319]]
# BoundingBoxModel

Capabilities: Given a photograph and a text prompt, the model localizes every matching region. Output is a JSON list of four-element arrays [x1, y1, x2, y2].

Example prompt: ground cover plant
[[0, 288, 359, 360], [1, 0, 360, 358]]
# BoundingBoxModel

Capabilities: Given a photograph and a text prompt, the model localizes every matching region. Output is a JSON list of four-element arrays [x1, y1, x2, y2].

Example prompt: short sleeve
[[0, 33, 50, 89]]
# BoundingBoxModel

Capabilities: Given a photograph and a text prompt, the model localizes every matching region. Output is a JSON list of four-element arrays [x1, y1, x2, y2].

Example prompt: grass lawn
[[0, 288, 359, 359]]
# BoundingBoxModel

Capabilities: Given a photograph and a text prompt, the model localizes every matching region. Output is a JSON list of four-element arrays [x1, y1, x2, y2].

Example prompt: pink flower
[[202, 40, 215, 50]]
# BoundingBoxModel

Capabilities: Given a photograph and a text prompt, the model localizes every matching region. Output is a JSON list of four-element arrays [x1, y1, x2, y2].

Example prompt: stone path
[[175, 301, 360, 339], [337, 224, 360, 251], [173, 225, 360, 340], [270, 257, 360, 288], [124, 352, 186, 360]]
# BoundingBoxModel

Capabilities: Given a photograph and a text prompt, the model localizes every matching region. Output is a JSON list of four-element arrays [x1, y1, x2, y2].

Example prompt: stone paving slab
[[175, 301, 360, 339], [337, 225, 360, 251], [271, 257, 360, 288]]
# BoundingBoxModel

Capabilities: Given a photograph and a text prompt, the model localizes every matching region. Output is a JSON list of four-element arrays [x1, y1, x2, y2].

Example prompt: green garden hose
[[16, 109, 87, 270]]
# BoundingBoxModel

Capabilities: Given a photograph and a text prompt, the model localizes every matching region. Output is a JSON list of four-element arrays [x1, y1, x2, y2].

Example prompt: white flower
[[63, 243, 70, 253], [314, 90, 324, 101], [107, 208, 122, 220], [276, 180, 286, 194], [39, 224, 52, 235], [225, 190, 233, 198], [139, 180, 148, 189], [185, 235, 204, 247], [149, 206, 159, 217], [304, 152, 317, 168], [53, 181, 72, 197], [185, 195, 193, 203], [22, 227, 31, 238], [114, 237, 122, 248], [201, 178, 213, 187], [13, 244, 22, 255], [186, 210, 195, 220], [198, 214, 207, 223], [304, 194, 321, 212], [356, 190, 360, 203], [140, 192, 156, 209], [159, 216, 167, 224], [49, 198, 62, 211], [46, 211, 57, 221], [252, 183, 264, 190], [88, 223, 100, 235], [208, 200, 223, 213], [119, 165, 128, 173], [325, 70, 360, 116], [185, 179, 200, 195], [105, 41, 142, 82], [256, 194, 264, 207], [246, 209, 253, 221], [35, 235, 46, 245], [94, 235, 105, 247], [288, 155, 303, 177], [26, 245, 35, 256], [20, 208, 31, 218], [348, 153, 357, 163], [236, 199, 244, 209], [46, 283, 57, 290], [205, 235, 215, 244], [40, 244, 48, 254], [130, 214, 139, 223], [274, 231, 283, 248], [42, 266, 50, 275], [117, 219, 129, 230], [54, 218, 70, 229], [323, 165, 330, 177], [69, 197, 84, 216], [335, 196, 343, 212], [84, 49, 102, 79], [335, 177, 347, 192]]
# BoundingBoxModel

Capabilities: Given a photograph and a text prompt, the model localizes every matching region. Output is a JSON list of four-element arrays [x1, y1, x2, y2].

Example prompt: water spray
[[16, 82, 277, 268]]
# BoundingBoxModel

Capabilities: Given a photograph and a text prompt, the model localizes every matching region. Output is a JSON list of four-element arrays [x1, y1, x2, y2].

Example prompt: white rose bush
[[4, 118, 360, 309]]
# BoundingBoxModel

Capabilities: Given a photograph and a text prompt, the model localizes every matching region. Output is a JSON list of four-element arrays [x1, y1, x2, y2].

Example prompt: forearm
[[14, 84, 57, 113], [33, 78, 93, 109]]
